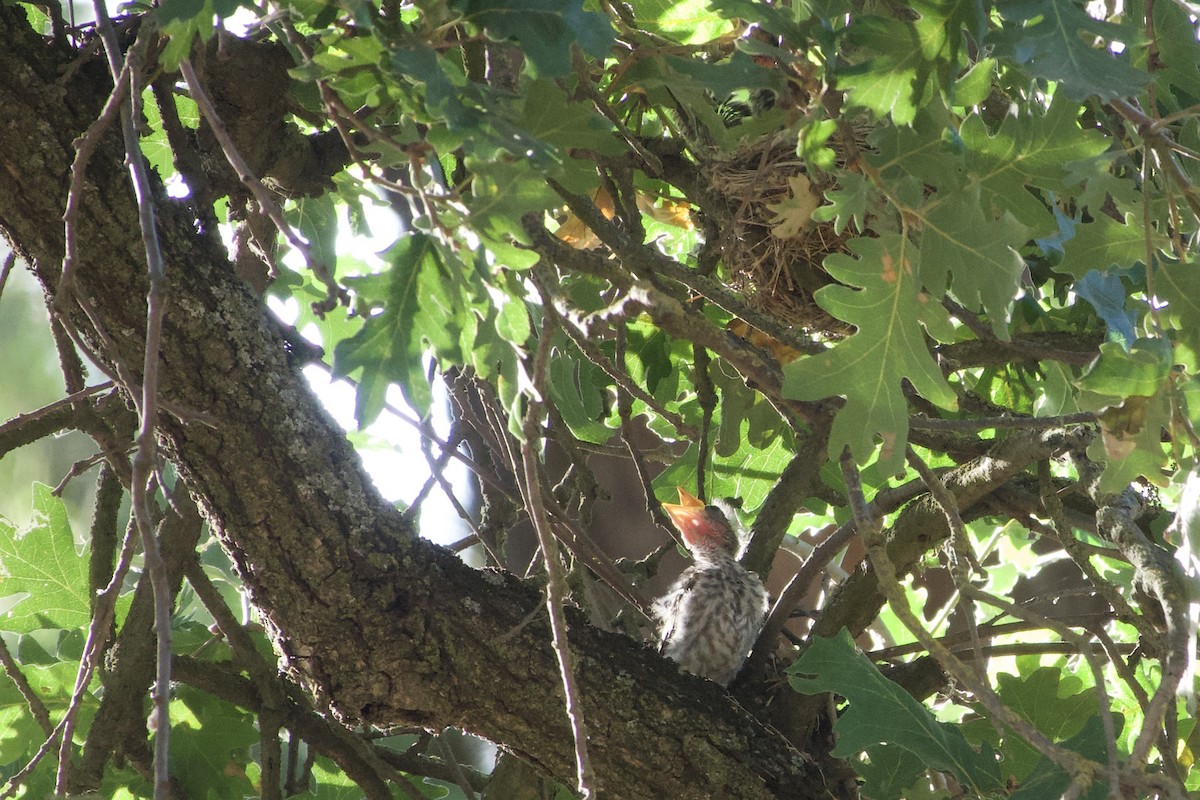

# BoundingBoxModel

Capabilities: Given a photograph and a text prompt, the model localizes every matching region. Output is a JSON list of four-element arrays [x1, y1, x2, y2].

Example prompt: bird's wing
[[653, 568, 702, 651]]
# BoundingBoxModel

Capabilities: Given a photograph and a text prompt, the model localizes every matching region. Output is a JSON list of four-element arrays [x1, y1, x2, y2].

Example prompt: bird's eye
[[704, 505, 723, 516]]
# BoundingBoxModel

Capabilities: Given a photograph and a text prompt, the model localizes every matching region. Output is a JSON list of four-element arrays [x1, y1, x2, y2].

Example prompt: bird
[[653, 487, 769, 685]]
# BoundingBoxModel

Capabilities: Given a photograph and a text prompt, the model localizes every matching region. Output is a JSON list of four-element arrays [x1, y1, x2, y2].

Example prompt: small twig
[[906, 447, 985, 676], [53, 512, 140, 798], [443, 533, 480, 552], [693, 342, 715, 500], [90, 9, 173, 796], [869, 616, 1120, 661], [909, 411, 1098, 431], [0, 635, 52, 736], [404, 423, 474, 528], [432, 733, 479, 800], [307, 360, 508, 498], [518, 311, 597, 798], [59, 52, 131, 304], [571, 48, 661, 174], [178, 57, 347, 316], [0, 251, 15, 301], [53, 447, 131, 495], [607, 324, 686, 549], [0, 382, 113, 439]]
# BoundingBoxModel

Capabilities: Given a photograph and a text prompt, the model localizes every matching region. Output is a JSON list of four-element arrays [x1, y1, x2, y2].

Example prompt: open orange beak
[[662, 486, 710, 545]]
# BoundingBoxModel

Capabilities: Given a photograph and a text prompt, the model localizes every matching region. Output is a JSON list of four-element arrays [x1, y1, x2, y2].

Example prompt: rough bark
[[0, 7, 822, 798]]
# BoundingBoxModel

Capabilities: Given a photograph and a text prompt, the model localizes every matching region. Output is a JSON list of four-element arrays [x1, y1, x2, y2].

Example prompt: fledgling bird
[[654, 487, 769, 685]]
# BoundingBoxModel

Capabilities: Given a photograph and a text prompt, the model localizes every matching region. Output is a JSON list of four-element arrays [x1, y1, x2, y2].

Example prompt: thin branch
[[306, 360, 509, 500], [0, 251, 15, 300], [868, 616, 1120, 661], [909, 411, 1098, 431], [1037, 463, 1146, 635], [1071, 453, 1191, 771], [745, 472, 936, 675], [0, 635, 52, 736], [59, 49, 131, 304], [519, 311, 597, 798], [80, 6, 174, 797], [178, 57, 348, 316], [906, 447, 986, 677], [0, 382, 114, 457], [432, 732, 480, 800], [53, 512, 140, 797]]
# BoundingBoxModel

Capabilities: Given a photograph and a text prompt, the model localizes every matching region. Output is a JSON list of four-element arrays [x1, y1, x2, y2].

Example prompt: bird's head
[[662, 486, 741, 559]]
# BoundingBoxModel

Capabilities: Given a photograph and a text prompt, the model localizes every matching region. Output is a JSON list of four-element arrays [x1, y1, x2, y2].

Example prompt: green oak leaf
[[812, 172, 870, 235], [1151, 1, 1200, 103], [548, 350, 612, 445], [1056, 214, 1153, 278], [170, 686, 259, 799], [1011, 716, 1121, 800], [853, 744, 926, 800], [451, 0, 613, 77], [653, 434, 794, 516], [0, 485, 89, 633], [788, 630, 1003, 794], [333, 233, 465, 423], [954, 57, 996, 107], [1074, 270, 1135, 346], [962, 94, 1109, 233], [522, 80, 622, 156], [838, 16, 926, 125], [869, 115, 965, 192], [644, 0, 736, 43], [782, 235, 957, 472], [1075, 339, 1172, 399], [920, 188, 1029, 338], [464, 158, 560, 268], [624, 323, 672, 396], [709, 0, 815, 44], [286, 195, 339, 281], [1156, 260, 1200, 357], [990, 0, 1150, 101], [1075, 339, 1174, 490], [989, 667, 1099, 778]]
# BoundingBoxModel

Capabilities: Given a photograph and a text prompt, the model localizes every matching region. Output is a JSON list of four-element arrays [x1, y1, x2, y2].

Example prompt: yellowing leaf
[[638, 194, 694, 229], [766, 175, 820, 239], [554, 186, 616, 250]]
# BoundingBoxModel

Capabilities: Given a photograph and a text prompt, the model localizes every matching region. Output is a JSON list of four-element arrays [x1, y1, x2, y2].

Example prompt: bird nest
[[704, 132, 857, 337]]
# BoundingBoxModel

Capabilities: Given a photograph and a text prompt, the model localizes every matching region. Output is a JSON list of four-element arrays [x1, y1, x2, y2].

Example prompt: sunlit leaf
[[0, 486, 89, 633], [781, 235, 957, 472], [990, 0, 1150, 101]]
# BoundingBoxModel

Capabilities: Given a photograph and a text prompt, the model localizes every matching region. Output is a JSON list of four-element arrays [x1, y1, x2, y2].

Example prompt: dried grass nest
[[702, 131, 858, 337]]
